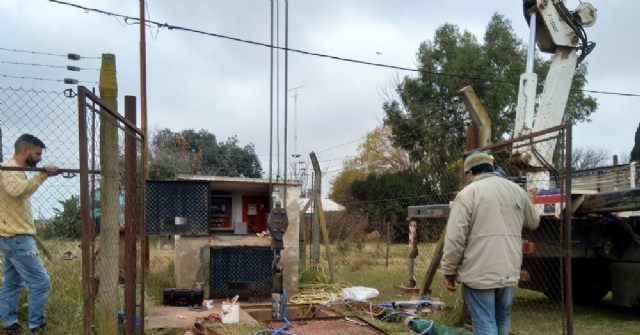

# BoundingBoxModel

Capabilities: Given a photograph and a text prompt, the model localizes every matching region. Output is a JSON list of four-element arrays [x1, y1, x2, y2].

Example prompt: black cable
[[554, 1, 595, 63], [46, 0, 638, 99], [43, 1, 520, 83]]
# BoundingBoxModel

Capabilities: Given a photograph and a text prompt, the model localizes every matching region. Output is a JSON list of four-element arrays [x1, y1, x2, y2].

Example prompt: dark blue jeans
[[463, 285, 515, 335], [0, 235, 51, 329]]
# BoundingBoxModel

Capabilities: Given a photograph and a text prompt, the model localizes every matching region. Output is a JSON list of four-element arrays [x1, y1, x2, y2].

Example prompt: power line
[[0, 74, 98, 84], [0, 60, 99, 71], [47, 0, 640, 99], [316, 137, 366, 154], [582, 89, 640, 97]]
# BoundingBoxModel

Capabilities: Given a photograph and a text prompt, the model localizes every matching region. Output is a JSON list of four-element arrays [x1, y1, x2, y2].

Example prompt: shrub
[[41, 196, 81, 239]]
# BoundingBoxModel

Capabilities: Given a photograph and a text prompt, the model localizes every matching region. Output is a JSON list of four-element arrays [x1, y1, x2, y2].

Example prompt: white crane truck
[[408, 0, 640, 307]]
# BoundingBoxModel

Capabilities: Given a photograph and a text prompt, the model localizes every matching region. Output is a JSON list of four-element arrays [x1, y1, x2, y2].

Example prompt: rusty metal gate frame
[[77, 86, 146, 334]]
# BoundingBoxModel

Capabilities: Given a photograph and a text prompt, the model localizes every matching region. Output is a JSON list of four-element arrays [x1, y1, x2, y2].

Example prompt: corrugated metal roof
[[298, 197, 345, 213]]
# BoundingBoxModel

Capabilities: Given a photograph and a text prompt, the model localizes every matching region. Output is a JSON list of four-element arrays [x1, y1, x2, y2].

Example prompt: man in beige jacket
[[0, 134, 58, 334], [441, 151, 539, 335]]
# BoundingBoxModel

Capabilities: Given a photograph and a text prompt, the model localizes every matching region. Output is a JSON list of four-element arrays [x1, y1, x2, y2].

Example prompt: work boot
[[29, 323, 46, 334], [2, 323, 24, 335]]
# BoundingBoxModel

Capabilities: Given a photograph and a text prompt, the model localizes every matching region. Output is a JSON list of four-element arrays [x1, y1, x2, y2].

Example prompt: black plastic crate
[[162, 288, 204, 306]]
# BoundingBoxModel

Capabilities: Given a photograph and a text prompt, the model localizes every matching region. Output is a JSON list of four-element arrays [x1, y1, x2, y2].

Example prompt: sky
[[1, 0, 639, 196]]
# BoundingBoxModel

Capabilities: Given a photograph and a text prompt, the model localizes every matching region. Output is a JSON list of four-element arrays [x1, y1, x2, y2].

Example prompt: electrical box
[[234, 222, 248, 235], [242, 196, 269, 233], [247, 204, 257, 216]]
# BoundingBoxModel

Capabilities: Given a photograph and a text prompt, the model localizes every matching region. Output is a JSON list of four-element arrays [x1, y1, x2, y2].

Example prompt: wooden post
[[97, 53, 120, 335], [312, 170, 321, 265], [315, 197, 336, 283], [310, 152, 336, 282], [385, 221, 391, 268], [420, 231, 445, 295], [299, 195, 314, 269]]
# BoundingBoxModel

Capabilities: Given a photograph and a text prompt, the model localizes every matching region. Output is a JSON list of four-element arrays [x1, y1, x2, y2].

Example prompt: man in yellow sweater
[[0, 134, 58, 334]]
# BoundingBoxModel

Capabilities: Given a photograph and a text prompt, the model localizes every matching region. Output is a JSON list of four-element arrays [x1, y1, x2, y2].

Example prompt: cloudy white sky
[[2, 0, 639, 193]]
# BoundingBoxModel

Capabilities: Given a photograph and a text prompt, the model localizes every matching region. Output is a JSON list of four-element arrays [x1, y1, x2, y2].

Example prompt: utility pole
[[288, 85, 305, 161]]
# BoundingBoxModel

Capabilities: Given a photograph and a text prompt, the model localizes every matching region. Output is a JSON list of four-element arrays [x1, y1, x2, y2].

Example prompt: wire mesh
[[0, 87, 144, 333], [6, 86, 633, 334], [302, 127, 572, 334], [145, 180, 209, 235], [77, 87, 145, 335], [487, 127, 570, 334]]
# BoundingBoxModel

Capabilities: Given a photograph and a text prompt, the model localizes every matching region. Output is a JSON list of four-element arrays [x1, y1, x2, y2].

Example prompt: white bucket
[[221, 302, 239, 324]]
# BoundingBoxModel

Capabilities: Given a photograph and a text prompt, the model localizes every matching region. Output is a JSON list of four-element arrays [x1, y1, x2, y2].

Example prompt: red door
[[242, 195, 270, 233]]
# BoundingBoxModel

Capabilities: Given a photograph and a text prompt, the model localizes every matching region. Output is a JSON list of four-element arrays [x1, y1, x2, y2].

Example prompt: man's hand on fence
[[43, 164, 59, 176]]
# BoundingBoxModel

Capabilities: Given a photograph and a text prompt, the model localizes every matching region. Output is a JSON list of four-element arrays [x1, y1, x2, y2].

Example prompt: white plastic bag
[[341, 286, 379, 301]]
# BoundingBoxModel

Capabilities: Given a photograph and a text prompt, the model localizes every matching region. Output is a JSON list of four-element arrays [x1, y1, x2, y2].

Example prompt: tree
[[329, 126, 413, 204], [631, 123, 640, 162], [383, 14, 597, 176], [149, 128, 262, 179], [45, 196, 81, 239], [149, 128, 200, 179], [350, 170, 432, 241], [572, 146, 610, 170], [352, 126, 414, 174], [329, 159, 366, 205]]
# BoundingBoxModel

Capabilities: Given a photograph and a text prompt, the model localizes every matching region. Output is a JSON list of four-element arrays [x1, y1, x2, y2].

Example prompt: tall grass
[[13, 240, 85, 333], [313, 242, 640, 335]]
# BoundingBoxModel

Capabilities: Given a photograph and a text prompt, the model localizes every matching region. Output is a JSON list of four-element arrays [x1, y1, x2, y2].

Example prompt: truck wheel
[[572, 286, 609, 304], [544, 286, 609, 303]]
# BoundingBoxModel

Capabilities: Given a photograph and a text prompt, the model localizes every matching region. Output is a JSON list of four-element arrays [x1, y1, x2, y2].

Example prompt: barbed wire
[[0, 60, 99, 71], [0, 47, 101, 60], [0, 74, 97, 84]]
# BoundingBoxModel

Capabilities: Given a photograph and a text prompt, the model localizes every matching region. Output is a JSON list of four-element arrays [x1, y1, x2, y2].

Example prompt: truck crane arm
[[522, 0, 596, 61], [511, 0, 596, 178]]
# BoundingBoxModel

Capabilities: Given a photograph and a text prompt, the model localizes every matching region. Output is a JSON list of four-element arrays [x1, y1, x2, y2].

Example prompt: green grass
[[312, 242, 640, 335], [7, 239, 639, 334]]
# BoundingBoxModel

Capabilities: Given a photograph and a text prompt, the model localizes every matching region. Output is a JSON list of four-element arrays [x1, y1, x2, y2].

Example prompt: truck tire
[[572, 286, 609, 304]]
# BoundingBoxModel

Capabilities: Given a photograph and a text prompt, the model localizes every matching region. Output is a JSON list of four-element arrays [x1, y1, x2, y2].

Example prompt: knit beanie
[[463, 152, 494, 173]]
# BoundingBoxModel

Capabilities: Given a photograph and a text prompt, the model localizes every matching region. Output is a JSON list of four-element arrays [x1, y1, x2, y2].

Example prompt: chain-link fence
[[479, 125, 571, 334], [300, 125, 573, 334], [0, 86, 145, 334], [4, 85, 633, 335], [77, 86, 145, 335]]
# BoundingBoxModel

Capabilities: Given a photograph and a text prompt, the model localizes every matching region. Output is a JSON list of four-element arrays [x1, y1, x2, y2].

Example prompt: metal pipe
[[464, 124, 568, 155], [0, 125, 3, 161], [283, 0, 288, 204], [124, 96, 137, 335], [269, 0, 274, 208], [526, 12, 537, 73], [563, 125, 574, 334], [0, 166, 99, 174], [78, 88, 92, 335], [139, 0, 151, 276]]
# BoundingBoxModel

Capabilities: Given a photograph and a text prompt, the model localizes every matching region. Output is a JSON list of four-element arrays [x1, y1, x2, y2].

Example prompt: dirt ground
[[146, 302, 259, 330]]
